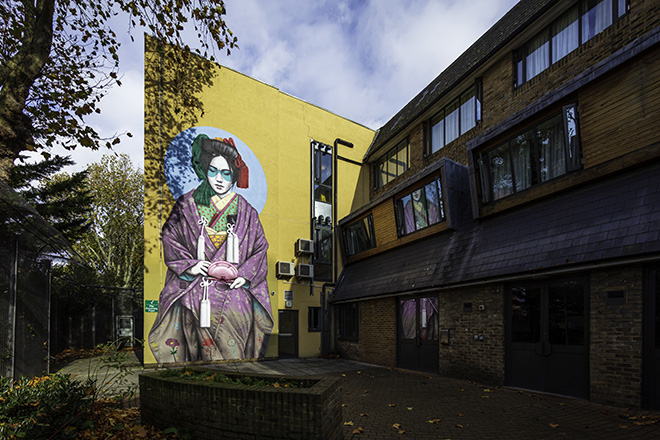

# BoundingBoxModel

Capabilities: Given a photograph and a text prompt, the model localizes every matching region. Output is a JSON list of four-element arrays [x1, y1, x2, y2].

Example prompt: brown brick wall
[[438, 285, 505, 385], [590, 266, 644, 408], [140, 371, 343, 440], [335, 297, 397, 367], [484, 0, 659, 133]]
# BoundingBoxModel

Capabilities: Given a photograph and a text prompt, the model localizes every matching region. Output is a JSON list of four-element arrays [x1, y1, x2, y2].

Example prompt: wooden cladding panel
[[580, 47, 660, 169], [372, 199, 397, 247]]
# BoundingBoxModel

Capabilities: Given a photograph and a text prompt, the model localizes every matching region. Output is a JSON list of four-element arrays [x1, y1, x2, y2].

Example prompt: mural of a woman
[[149, 134, 273, 362]]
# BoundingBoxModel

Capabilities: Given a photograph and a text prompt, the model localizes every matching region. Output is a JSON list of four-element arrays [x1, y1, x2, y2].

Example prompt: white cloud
[[50, 0, 520, 171]]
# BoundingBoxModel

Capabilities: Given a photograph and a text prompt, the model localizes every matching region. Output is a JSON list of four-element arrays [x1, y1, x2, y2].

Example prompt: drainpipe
[[320, 282, 335, 356]]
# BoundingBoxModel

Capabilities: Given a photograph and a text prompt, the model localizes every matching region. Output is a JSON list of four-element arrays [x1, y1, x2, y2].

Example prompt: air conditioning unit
[[296, 263, 314, 279], [295, 239, 314, 256], [275, 261, 294, 280]]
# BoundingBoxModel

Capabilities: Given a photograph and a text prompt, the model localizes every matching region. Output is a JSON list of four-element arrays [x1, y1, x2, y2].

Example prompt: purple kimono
[[404, 198, 440, 234], [149, 191, 273, 362]]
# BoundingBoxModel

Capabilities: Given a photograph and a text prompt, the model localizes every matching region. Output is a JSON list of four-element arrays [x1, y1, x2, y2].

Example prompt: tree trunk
[[0, 0, 55, 182]]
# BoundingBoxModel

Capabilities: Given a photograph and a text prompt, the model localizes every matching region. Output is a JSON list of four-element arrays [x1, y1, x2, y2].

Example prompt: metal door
[[506, 279, 589, 398], [397, 296, 439, 373], [278, 310, 298, 358]]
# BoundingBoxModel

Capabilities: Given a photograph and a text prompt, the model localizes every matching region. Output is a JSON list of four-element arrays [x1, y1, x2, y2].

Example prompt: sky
[[36, 0, 520, 173]]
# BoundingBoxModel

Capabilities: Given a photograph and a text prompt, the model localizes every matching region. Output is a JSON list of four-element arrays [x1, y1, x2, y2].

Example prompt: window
[[374, 139, 408, 189], [427, 79, 482, 155], [515, 0, 628, 87], [478, 104, 581, 203], [343, 214, 376, 257], [314, 225, 332, 281], [314, 144, 332, 204], [312, 141, 334, 281], [308, 307, 321, 332], [339, 303, 358, 340], [395, 177, 446, 236]]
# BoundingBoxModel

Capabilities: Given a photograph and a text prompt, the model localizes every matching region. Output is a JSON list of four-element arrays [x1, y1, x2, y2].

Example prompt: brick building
[[331, 0, 660, 409]]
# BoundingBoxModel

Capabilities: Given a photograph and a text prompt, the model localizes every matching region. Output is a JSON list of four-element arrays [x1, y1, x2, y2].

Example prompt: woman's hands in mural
[[186, 260, 211, 277], [229, 277, 247, 289]]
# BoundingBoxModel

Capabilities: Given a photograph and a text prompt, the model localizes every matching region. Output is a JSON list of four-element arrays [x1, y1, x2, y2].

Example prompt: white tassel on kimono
[[197, 219, 208, 261], [200, 278, 211, 328], [226, 223, 239, 264]]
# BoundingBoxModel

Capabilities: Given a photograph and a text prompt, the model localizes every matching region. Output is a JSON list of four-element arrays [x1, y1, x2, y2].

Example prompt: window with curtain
[[526, 30, 550, 81], [395, 177, 445, 236], [460, 89, 477, 135], [427, 79, 482, 155], [374, 139, 408, 189], [515, 0, 628, 87], [552, 6, 579, 63], [582, 0, 613, 43], [479, 104, 582, 203]]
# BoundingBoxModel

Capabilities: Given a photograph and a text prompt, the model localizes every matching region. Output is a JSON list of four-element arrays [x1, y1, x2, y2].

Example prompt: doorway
[[505, 278, 589, 398], [278, 310, 298, 358], [397, 296, 439, 373]]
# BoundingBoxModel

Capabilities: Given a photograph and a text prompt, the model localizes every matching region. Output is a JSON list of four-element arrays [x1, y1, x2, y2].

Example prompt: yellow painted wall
[[143, 36, 374, 364]]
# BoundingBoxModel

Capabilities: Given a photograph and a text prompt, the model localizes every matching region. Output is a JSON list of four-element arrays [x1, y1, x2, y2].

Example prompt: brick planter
[[140, 369, 342, 440]]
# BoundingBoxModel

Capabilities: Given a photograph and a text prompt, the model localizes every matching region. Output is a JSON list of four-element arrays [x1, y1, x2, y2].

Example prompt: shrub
[[0, 374, 93, 439]]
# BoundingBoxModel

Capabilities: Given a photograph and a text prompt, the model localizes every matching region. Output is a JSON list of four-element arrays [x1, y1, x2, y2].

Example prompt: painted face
[[412, 189, 422, 201], [207, 155, 233, 197]]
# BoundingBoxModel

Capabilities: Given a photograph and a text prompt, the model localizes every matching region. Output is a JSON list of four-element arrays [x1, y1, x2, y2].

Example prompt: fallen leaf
[[407, 407, 413, 410], [357, 371, 362, 374], [459, 388, 464, 392], [397, 430, 405, 434], [344, 421, 354, 426], [456, 413, 464, 417], [619, 425, 629, 429], [341, 374, 346, 377], [483, 388, 491, 392], [352, 427, 364, 434], [392, 423, 401, 429], [388, 403, 396, 407], [549, 423, 559, 428], [363, 390, 369, 393], [427, 418, 442, 424], [482, 396, 489, 399], [559, 403, 566, 406], [360, 413, 369, 417], [341, 404, 348, 407], [456, 424, 464, 429]]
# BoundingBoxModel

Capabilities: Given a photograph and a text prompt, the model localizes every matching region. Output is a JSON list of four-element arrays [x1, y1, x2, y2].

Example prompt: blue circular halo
[[164, 127, 268, 213]]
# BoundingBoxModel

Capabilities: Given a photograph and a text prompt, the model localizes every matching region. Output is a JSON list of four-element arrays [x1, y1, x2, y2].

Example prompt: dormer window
[[395, 176, 446, 236], [477, 104, 581, 203]]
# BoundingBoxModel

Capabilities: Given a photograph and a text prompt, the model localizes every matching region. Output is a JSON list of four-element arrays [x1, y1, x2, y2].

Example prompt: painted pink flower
[[202, 338, 214, 347]]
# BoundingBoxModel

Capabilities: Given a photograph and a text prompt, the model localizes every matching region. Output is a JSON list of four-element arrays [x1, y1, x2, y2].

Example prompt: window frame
[[478, 103, 582, 204], [338, 302, 359, 341], [426, 79, 483, 156], [343, 214, 376, 257], [394, 175, 446, 237], [308, 307, 321, 332], [514, 0, 629, 87], [373, 138, 409, 189]]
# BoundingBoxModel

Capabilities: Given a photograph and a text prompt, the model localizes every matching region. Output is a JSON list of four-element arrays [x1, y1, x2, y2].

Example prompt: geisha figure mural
[[149, 129, 272, 362]]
